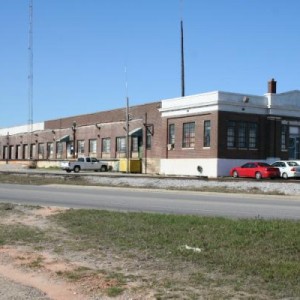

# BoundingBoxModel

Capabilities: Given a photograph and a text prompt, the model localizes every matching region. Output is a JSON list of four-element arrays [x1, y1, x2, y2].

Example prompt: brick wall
[[162, 111, 218, 159], [217, 111, 289, 160]]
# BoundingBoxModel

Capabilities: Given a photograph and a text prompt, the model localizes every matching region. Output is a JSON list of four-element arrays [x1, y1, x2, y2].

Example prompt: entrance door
[[289, 137, 300, 159]]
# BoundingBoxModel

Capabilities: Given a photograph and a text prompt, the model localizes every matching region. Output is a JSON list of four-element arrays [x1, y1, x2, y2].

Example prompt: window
[[238, 122, 247, 148], [89, 139, 97, 154], [182, 122, 195, 148], [77, 140, 85, 155], [227, 121, 258, 149], [227, 121, 236, 148], [146, 125, 153, 149], [16, 145, 21, 159], [38, 143, 44, 158], [102, 138, 111, 153], [168, 124, 175, 145], [116, 137, 126, 152], [66, 142, 73, 157], [248, 123, 257, 149], [47, 143, 53, 159], [3, 146, 7, 160], [56, 142, 63, 159], [281, 124, 288, 151], [203, 120, 211, 147], [132, 136, 139, 152]]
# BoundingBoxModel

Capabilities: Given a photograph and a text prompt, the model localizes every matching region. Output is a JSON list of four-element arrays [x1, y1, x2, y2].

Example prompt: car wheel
[[73, 166, 80, 173], [100, 165, 107, 172], [282, 172, 288, 179], [255, 172, 262, 180], [66, 170, 71, 173], [232, 170, 239, 178]]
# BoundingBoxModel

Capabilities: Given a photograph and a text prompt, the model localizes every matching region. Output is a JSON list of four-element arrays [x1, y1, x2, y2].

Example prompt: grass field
[[2, 206, 298, 298], [0, 175, 299, 298], [51, 209, 300, 298]]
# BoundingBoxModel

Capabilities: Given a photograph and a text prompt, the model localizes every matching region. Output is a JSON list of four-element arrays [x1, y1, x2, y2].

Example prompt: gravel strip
[[0, 276, 50, 300], [85, 176, 300, 196]]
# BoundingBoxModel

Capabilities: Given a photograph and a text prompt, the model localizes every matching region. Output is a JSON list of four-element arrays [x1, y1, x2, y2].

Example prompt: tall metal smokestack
[[181, 19, 185, 97]]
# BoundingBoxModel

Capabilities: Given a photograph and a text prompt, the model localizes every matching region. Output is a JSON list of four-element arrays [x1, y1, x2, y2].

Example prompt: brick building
[[1, 79, 300, 177]]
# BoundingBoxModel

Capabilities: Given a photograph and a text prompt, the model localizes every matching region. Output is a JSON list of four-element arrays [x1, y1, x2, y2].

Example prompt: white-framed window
[[116, 137, 126, 152], [102, 138, 111, 153], [56, 142, 63, 159], [89, 139, 97, 154], [77, 140, 85, 155], [47, 143, 53, 159]]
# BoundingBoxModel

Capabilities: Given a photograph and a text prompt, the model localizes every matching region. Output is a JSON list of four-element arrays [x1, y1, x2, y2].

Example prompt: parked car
[[230, 162, 280, 180], [271, 161, 300, 179], [61, 157, 108, 173]]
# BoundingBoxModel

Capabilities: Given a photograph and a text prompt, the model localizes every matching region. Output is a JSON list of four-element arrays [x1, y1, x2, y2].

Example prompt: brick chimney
[[268, 78, 277, 94]]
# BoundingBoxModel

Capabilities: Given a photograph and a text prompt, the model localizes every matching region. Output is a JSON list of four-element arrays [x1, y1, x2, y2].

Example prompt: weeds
[[52, 209, 300, 297], [0, 224, 45, 245]]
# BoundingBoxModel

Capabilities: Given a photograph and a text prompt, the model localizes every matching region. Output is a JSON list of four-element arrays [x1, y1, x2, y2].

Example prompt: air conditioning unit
[[167, 144, 174, 150]]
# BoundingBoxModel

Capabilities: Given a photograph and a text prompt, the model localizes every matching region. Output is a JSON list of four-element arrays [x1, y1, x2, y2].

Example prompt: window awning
[[56, 135, 70, 143], [129, 127, 142, 136]]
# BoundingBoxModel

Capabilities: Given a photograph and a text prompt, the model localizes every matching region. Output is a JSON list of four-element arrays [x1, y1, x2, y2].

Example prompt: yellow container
[[119, 159, 141, 173]]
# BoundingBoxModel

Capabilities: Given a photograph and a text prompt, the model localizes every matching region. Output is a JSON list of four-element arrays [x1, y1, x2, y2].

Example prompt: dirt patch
[[0, 206, 90, 300], [0, 206, 157, 300]]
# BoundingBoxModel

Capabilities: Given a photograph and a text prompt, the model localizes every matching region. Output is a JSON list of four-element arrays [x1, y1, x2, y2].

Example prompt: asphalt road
[[0, 183, 300, 219]]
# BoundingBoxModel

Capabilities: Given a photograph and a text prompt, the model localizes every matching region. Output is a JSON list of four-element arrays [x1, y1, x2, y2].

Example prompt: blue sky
[[1, 0, 300, 128]]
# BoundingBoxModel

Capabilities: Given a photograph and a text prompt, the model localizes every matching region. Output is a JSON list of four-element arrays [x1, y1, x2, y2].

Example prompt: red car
[[230, 162, 280, 180]]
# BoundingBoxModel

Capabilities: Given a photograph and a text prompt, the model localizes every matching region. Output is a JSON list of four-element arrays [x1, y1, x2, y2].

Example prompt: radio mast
[[180, 0, 185, 97], [28, 0, 33, 135]]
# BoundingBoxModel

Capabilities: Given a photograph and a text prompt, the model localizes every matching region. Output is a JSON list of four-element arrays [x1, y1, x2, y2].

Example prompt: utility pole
[[125, 67, 130, 173]]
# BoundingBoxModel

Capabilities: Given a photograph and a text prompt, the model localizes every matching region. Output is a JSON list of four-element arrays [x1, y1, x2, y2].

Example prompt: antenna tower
[[28, 0, 33, 135], [180, 0, 185, 97]]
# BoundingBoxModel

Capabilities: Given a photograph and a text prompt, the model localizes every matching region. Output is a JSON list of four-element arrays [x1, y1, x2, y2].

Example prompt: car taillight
[[290, 167, 296, 172]]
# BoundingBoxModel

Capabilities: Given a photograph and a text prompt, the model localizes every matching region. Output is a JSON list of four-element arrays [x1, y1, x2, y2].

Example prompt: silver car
[[271, 161, 300, 179]]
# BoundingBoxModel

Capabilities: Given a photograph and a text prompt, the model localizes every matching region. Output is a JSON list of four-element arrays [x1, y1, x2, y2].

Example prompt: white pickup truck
[[61, 157, 108, 173]]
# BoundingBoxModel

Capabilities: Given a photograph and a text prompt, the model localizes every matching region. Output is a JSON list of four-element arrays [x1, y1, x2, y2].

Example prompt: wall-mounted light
[[95, 123, 101, 130], [52, 130, 55, 134], [243, 96, 249, 103], [72, 121, 77, 130]]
